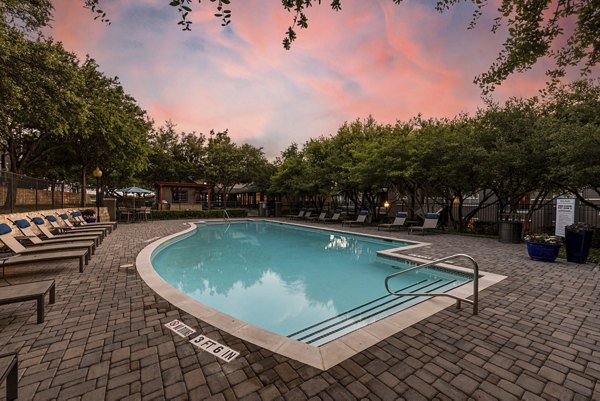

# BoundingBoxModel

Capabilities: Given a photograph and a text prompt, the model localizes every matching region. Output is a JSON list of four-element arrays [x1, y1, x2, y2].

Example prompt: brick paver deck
[[0, 219, 598, 400]]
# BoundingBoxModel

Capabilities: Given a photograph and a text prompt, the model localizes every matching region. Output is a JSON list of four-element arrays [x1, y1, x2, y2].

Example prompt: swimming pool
[[151, 221, 472, 346], [137, 219, 505, 369]]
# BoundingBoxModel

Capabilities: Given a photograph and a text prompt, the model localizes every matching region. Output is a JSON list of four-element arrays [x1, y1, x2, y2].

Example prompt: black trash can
[[498, 221, 523, 243], [565, 228, 593, 263]]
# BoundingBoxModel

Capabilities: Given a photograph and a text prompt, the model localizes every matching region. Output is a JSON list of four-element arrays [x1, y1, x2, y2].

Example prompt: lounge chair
[[322, 209, 342, 223], [70, 211, 117, 232], [0, 280, 55, 323], [0, 249, 87, 273], [288, 210, 306, 220], [308, 211, 327, 222], [301, 210, 313, 220], [0, 224, 91, 264], [342, 210, 369, 226], [12, 219, 96, 252], [29, 217, 102, 246], [408, 213, 440, 235], [0, 351, 18, 400], [285, 209, 305, 219], [49, 215, 108, 238], [377, 212, 408, 231]]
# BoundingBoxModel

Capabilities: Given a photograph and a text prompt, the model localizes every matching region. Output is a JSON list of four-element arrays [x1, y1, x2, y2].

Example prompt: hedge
[[150, 209, 247, 220]]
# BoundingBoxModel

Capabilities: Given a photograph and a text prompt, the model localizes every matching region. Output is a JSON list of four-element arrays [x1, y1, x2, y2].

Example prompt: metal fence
[[0, 171, 83, 213], [284, 196, 600, 233], [448, 200, 600, 233]]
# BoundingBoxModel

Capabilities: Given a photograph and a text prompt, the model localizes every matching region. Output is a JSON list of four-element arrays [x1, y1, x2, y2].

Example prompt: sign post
[[555, 197, 576, 237]]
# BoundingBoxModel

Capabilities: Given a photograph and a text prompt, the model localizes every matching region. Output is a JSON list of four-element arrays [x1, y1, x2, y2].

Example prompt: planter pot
[[526, 241, 561, 262], [565, 230, 593, 263], [499, 221, 523, 243]]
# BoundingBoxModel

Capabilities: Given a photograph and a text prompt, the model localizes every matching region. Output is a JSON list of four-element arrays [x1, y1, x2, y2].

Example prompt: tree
[[269, 143, 307, 204], [542, 79, 600, 210], [475, 98, 559, 218], [0, 30, 87, 175], [203, 130, 270, 203]]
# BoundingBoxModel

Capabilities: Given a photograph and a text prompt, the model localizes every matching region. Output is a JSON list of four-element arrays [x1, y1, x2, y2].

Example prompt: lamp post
[[92, 167, 102, 222]]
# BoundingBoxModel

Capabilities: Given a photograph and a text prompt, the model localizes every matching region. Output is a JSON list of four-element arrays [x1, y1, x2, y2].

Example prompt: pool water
[[151, 221, 471, 346]]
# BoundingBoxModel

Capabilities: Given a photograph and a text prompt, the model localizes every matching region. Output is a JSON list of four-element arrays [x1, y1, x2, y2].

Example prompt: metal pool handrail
[[384, 253, 479, 315]]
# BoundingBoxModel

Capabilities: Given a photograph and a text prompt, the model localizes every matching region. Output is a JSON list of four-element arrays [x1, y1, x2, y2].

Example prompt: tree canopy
[[268, 79, 600, 228]]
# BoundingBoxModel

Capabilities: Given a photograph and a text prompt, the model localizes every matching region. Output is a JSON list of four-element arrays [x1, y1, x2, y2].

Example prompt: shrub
[[470, 221, 498, 235]]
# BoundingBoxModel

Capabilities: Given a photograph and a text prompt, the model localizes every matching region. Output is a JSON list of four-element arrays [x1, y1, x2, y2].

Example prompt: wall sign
[[555, 197, 576, 237]]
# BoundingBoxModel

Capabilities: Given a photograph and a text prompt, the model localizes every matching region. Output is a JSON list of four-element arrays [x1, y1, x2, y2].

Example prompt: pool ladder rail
[[223, 209, 231, 222], [384, 254, 479, 315]]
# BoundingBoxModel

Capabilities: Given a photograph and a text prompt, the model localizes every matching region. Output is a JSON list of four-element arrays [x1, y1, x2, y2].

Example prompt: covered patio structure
[[155, 181, 211, 211]]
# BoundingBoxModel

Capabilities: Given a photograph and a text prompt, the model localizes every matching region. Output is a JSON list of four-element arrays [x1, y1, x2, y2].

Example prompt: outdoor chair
[[117, 207, 133, 223], [322, 209, 342, 223], [308, 211, 327, 222], [29, 217, 102, 246], [136, 207, 152, 222], [408, 213, 440, 235], [11, 219, 96, 253], [0, 351, 18, 400], [50, 214, 108, 238], [377, 212, 408, 231], [342, 210, 369, 226], [0, 224, 91, 265], [0, 280, 55, 324], [70, 211, 117, 232], [288, 209, 306, 220], [0, 247, 87, 273]]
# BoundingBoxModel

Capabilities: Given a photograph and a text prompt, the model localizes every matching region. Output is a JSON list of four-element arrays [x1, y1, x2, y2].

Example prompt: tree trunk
[[80, 167, 87, 207]]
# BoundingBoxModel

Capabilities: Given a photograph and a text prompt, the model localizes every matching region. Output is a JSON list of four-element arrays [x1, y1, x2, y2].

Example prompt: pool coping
[[136, 219, 506, 370]]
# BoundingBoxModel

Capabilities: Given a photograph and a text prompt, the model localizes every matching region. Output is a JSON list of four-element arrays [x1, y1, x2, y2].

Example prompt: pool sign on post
[[555, 196, 576, 237]]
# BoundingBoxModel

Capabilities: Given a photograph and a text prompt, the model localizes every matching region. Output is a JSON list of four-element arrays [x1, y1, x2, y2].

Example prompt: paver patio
[[0, 219, 598, 400]]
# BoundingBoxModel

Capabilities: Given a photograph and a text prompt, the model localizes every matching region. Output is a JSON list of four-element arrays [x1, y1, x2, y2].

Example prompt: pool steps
[[288, 277, 466, 346]]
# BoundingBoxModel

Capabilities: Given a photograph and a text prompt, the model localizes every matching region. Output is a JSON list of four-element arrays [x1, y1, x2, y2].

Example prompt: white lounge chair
[[286, 209, 305, 220], [408, 213, 440, 235], [322, 210, 342, 223], [378, 212, 408, 231], [308, 211, 327, 222], [342, 210, 369, 226]]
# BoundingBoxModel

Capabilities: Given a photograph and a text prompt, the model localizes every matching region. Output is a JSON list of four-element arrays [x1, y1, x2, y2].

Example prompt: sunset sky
[[48, 0, 553, 158]]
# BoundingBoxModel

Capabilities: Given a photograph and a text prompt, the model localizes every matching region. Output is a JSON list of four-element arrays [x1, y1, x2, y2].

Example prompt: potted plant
[[524, 233, 562, 262], [564, 222, 593, 263], [81, 209, 96, 223]]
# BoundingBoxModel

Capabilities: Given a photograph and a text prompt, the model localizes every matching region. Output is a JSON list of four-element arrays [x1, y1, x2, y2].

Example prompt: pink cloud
[[45, 0, 565, 158]]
